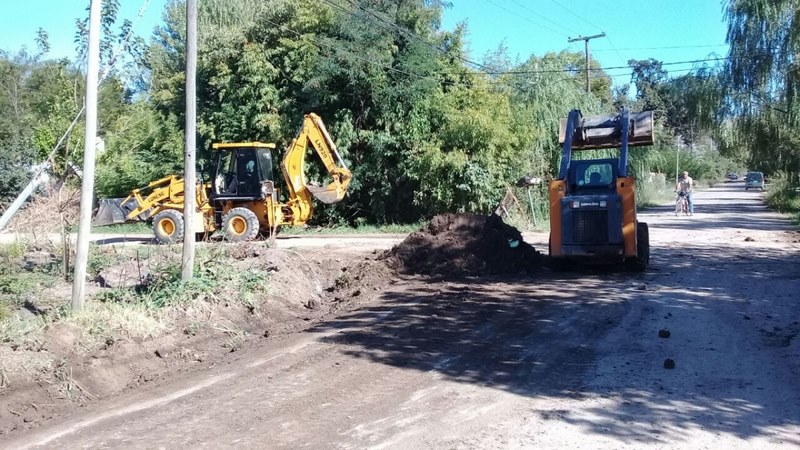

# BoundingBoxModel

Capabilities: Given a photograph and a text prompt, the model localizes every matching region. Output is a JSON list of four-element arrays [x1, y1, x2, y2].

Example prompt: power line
[[443, 54, 762, 76], [603, 34, 628, 67], [548, 0, 604, 33], [327, 0, 491, 72], [484, 0, 571, 37], [605, 67, 700, 78], [507, 0, 579, 37], [592, 44, 728, 52]]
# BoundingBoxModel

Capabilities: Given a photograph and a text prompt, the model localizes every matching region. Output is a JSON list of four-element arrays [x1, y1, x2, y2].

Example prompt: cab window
[[577, 162, 613, 187]]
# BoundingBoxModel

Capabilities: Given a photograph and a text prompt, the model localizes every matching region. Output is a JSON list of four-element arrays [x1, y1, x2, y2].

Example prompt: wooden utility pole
[[182, 0, 198, 281], [568, 33, 606, 93], [71, 0, 102, 310]]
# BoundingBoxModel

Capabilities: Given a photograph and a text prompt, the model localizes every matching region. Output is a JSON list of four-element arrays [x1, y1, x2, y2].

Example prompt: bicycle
[[674, 191, 690, 216]]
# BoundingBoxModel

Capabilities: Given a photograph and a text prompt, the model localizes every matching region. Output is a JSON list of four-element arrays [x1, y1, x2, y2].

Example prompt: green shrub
[[765, 172, 800, 222]]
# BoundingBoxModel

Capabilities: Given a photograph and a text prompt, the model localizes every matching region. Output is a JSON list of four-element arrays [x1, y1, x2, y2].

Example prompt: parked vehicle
[[726, 172, 738, 180], [745, 171, 765, 190]]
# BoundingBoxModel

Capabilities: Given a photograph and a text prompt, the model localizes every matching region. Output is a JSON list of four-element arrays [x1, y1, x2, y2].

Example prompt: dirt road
[[4, 181, 800, 449]]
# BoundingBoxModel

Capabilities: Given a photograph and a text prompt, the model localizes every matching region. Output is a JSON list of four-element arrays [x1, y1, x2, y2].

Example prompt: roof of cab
[[212, 142, 276, 150]]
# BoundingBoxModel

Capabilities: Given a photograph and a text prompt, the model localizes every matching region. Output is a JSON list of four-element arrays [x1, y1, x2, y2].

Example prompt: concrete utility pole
[[182, 0, 198, 281], [568, 32, 606, 93], [71, 0, 102, 310]]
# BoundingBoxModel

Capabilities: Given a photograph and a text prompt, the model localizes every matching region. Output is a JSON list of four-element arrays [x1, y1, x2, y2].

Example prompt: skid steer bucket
[[558, 110, 654, 150], [92, 198, 144, 227]]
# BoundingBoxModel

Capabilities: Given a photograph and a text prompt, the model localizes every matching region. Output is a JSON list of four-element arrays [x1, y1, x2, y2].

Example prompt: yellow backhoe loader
[[93, 113, 352, 243]]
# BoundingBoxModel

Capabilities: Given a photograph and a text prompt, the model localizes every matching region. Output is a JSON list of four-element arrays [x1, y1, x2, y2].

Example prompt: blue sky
[[1, 0, 729, 84]]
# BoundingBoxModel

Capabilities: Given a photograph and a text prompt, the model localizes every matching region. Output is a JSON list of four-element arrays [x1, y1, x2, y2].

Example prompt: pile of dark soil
[[382, 213, 541, 276]]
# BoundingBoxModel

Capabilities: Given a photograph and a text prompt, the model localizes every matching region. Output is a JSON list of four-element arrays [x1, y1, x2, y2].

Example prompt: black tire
[[548, 239, 571, 271], [222, 207, 260, 242], [628, 222, 650, 272], [152, 210, 185, 244]]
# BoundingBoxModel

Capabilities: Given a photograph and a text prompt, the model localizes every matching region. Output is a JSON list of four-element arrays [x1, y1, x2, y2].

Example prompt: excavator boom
[[280, 113, 352, 224]]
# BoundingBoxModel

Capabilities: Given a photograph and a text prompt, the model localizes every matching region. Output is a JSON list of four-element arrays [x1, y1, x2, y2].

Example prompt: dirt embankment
[[0, 214, 540, 435]]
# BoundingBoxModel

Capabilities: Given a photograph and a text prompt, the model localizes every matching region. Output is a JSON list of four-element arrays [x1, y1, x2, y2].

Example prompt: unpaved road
[[4, 181, 800, 449]]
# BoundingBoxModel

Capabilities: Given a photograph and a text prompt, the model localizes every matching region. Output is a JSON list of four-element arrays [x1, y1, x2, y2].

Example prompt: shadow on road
[[308, 186, 800, 445], [91, 236, 156, 245]]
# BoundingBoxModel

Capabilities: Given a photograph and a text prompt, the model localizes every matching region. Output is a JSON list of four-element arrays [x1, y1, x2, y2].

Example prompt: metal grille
[[573, 210, 608, 243]]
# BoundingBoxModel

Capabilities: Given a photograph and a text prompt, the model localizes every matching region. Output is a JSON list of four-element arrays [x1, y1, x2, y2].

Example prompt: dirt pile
[[382, 214, 540, 276], [327, 253, 396, 309]]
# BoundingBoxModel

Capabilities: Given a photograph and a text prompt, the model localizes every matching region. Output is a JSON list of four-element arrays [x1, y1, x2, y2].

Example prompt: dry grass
[[63, 302, 173, 348], [8, 185, 80, 248]]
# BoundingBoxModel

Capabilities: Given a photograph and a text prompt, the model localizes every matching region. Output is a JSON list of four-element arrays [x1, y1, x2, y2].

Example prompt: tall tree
[[725, 0, 800, 179]]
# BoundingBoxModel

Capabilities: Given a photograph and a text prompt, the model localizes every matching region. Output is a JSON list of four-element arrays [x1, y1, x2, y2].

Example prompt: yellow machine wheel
[[222, 207, 260, 242], [152, 210, 185, 244]]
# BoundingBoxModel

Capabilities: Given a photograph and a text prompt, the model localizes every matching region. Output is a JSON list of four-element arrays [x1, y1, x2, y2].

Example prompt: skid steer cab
[[93, 113, 352, 244], [549, 107, 654, 271]]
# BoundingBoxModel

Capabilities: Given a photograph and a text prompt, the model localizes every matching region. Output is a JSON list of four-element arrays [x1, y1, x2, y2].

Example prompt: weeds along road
[[4, 181, 800, 449], [0, 230, 407, 251]]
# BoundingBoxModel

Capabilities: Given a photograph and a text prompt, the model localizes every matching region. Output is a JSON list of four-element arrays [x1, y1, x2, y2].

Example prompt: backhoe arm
[[280, 113, 352, 225]]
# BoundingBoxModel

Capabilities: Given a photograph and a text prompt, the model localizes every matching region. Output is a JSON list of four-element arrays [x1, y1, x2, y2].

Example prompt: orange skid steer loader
[[549, 107, 654, 271]]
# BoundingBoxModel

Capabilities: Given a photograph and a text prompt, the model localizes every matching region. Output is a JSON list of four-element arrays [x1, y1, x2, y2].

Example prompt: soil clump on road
[[382, 213, 540, 276]]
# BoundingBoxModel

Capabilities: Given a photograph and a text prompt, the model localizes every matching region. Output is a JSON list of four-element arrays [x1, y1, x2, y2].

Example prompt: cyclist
[[675, 171, 694, 215]]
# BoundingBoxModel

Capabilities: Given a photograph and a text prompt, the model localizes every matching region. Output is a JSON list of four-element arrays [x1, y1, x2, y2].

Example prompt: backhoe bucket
[[307, 184, 345, 204], [92, 198, 140, 227], [307, 167, 352, 204]]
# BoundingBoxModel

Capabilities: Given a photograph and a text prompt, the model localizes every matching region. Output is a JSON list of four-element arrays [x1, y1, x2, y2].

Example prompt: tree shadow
[[307, 238, 800, 444]]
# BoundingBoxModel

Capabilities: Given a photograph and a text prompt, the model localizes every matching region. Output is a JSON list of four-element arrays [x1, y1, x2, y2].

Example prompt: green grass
[[0, 240, 31, 260], [280, 222, 423, 235], [91, 222, 151, 234]]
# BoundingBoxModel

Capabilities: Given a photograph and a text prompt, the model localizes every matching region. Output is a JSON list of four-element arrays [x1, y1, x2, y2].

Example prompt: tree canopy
[[1, 0, 780, 222]]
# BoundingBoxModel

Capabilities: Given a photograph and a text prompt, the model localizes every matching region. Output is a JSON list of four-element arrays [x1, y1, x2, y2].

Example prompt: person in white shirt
[[675, 171, 694, 215]]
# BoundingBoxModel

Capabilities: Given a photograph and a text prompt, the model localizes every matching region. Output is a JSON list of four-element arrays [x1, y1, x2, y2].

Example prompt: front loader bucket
[[92, 198, 140, 227]]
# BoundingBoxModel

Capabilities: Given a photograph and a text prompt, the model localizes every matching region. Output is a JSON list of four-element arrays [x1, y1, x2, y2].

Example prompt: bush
[[765, 172, 800, 221]]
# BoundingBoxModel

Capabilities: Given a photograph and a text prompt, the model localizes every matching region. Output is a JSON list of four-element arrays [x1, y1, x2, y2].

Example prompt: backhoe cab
[[93, 113, 352, 244], [549, 107, 654, 271]]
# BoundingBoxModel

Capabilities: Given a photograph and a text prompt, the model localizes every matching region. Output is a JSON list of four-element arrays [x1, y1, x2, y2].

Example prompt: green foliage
[[95, 102, 184, 197], [4, 0, 757, 228], [0, 240, 30, 261], [722, 0, 800, 181], [121, 0, 620, 224], [87, 246, 126, 276], [91, 222, 151, 234], [765, 172, 800, 223]]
